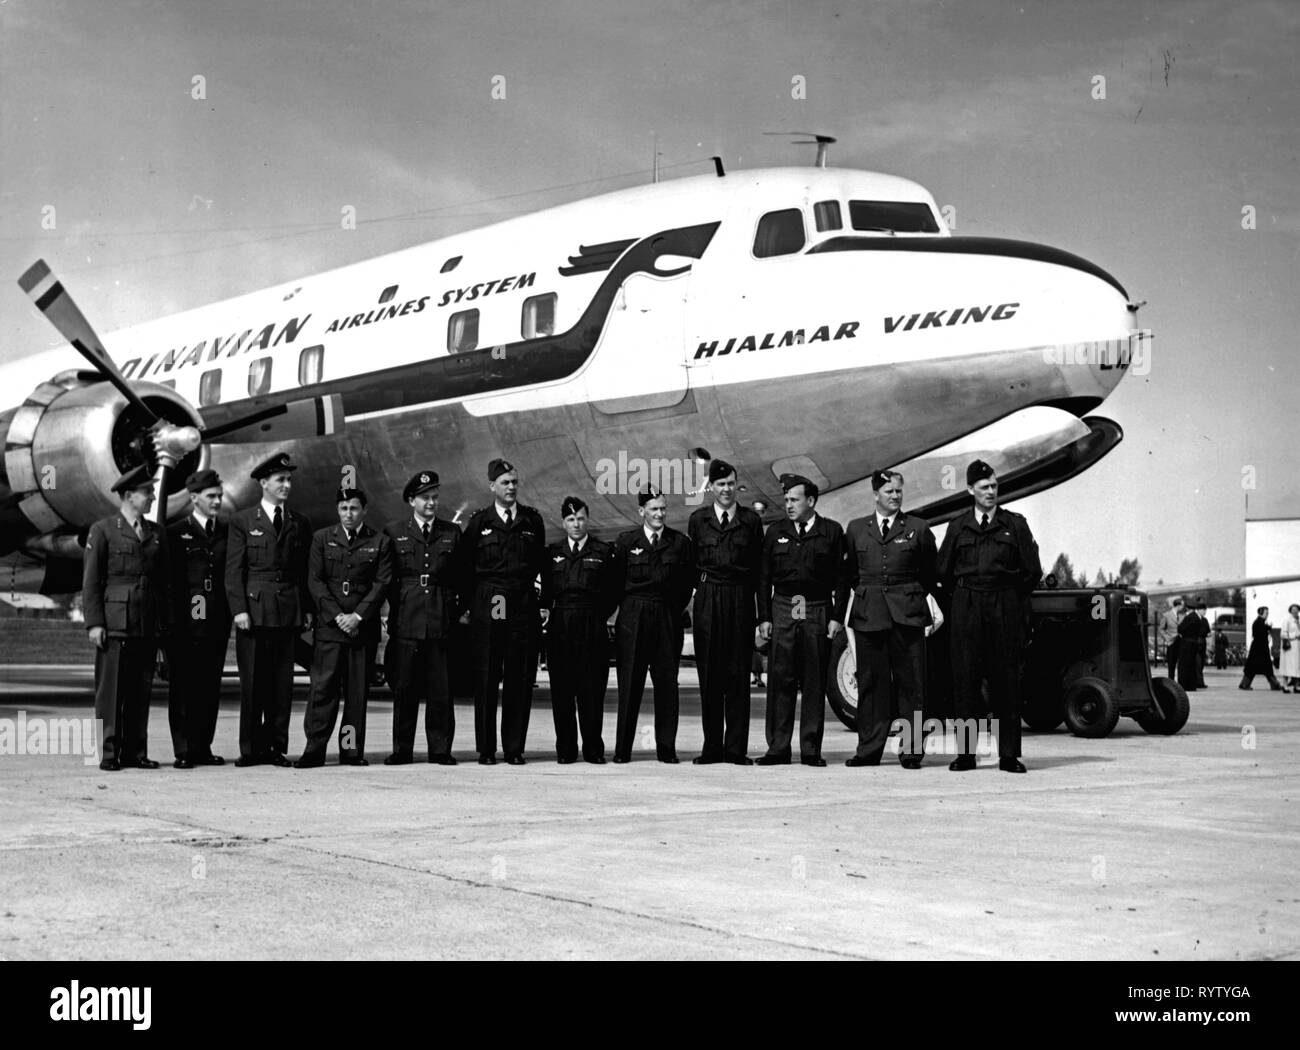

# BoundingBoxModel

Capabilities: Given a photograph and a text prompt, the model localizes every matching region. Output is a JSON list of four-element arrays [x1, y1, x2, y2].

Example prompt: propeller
[[763, 130, 837, 168]]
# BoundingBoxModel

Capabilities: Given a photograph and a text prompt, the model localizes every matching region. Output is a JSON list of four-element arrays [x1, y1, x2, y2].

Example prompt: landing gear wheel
[[826, 630, 858, 732]]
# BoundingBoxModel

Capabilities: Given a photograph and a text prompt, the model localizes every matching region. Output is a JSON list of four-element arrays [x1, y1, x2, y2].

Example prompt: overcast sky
[[1, 0, 1296, 587]]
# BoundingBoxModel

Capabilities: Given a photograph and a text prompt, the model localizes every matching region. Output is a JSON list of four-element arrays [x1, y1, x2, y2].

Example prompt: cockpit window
[[753, 208, 805, 258], [849, 200, 940, 234], [814, 201, 842, 232]]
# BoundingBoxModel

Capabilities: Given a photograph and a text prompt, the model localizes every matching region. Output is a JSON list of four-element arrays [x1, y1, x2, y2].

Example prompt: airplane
[[1, 154, 1148, 598]]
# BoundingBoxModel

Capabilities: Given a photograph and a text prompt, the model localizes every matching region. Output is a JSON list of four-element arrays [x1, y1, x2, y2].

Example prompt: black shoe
[[294, 754, 325, 769], [612, 754, 630, 764], [195, 753, 226, 766], [234, 755, 261, 767], [756, 754, 790, 765], [266, 753, 292, 768], [428, 754, 458, 766], [1238, 683, 1251, 690], [845, 755, 880, 767], [658, 752, 680, 764], [133, 757, 161, 770], [949, 755, 977, 771], [340, 756, 369, 767], [585, 755, 607, 765], [478, 754, 497, 766], [999, 757, 1027, 774], [1270, 682, 1284, 691], [899, 757, 923, 770], [505, 754, 526, 766], [692, 753, 724, 765], [99, 757, 120, 772], [800, 756, 827, 767], [384, 752, 413, 766], [173, 757, 194, 770], [557, 756, 577, 765]]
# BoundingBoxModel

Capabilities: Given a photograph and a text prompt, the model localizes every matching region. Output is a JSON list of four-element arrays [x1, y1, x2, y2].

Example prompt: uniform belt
[[622, 592, 668, 603], [773, 592, 830, 605], [553, 599, 600, 609], [860, 574, 918, 585], [957, 575, 1017, 590], [106, 575, 150, 586], [249, 573, 291, 583], [698, 575, 751, 587]]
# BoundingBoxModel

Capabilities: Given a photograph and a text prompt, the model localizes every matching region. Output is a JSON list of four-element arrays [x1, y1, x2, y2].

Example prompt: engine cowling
[[1, 372, 206, 533]]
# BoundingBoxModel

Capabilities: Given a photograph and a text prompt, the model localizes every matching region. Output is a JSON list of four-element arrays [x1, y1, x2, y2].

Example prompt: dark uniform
[[1240, 614, 1282, 689], [460, 502, 546, 761], [757, 513, 845, 762], [838, 509, 937, 764], [541, 535, 618, 762], [1176, 610, 1202, 691], [166, 499, 230, 764], [384, 505, 464, 761], [688, 501, 764, 762], [300, 520, 392, 763], [612, 524, 694, 761], [82, 466, 169, 768], [936, 488, 1041, 764], [225, 453, 313, 764]]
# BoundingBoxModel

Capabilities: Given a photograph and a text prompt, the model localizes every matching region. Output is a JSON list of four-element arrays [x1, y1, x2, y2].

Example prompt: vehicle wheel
[[1062, 676, 1120, 738], [1135, 677, 1190, 735], [825, 630, 858, 731]]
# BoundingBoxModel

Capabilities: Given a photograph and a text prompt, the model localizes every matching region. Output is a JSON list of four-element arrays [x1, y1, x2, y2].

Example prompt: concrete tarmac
[[1, 666, 1297, 960]]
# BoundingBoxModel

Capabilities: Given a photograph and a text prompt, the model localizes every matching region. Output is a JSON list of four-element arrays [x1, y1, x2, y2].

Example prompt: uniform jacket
[[612, 526, 694, 614], [384, 516, 463, 640], [82, 512, 169, 638], [224, 502, 313, 628], [688, 504, 763, 588], [756, 514, 845, 623], [1245, 615, 1274, 675], [459, 503, 546, 623], [1177, 610, 1203, 642], [308, 522, 393, 644], [541, 536, 619, 618], [936, 507, 1042, 594], [167, 514, 231, 638], [837, 512, 937, 631]]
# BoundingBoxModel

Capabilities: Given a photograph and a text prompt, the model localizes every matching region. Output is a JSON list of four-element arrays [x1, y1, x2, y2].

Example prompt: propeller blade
[[18, 259, 160, 425]]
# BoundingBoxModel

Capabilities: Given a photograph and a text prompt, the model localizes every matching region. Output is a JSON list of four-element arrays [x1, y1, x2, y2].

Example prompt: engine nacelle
[[2, 372, 206, 532]]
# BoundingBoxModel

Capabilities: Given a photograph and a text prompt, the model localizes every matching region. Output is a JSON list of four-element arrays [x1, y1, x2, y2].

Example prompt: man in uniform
[[755, 474, 844, 767], [1157, 596, 1184, 679], [296, 487, 392, 768], [166, 469, 230, 768], [383, 470, 464, 765], [688, 459, 763, 765], [838, 470, 937, 768], [82, 464, 168, 771], [612, 487, 694, 763], [460, 459, 546, 765], [1176, 599, 1204, 691], [937, 459, 1041, 773], [541, 496, 618, 763], [225, 451, 313, 767]]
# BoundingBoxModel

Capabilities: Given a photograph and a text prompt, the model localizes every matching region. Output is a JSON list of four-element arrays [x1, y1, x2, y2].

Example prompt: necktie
[[346, 530, 354, 545], [720, 511, 729, 529], [650, 531, 659, 547], [132, 518, 143, 540], [981, 514, 990, 529], [205, 519, 214, 539], [273, 506, 283, 535], [881, 517, 891, 536], [421, 523, 431, 544], [798, 522, 807, 538], [571, 541, 579, 555], [505, 509, 514, 526]]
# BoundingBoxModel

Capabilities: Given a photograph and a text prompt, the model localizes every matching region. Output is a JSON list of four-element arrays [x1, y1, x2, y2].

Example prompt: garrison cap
[[966, 459, 996, 485], [403, 470, 439, 501], [638, 486, 664, 507], [185, 468, 222, 493], [250, 452, 296, 480], [560, 496, 588, 518], [870, 470, 901, 491], [488, 458, 515, 482], [707, 459, 737, 483], [780, 472, 814, 493], [336, 487, 367, 506], [111, 464, 154, 494]]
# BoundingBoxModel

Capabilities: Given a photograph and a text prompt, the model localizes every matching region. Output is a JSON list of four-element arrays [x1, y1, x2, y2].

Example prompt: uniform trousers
[[693, 580, 754, 759], [854, 621, 925, 760], [614, 596, 680, 759], [547, 605, 609, 761], [301, 637, 369, 759], [235, 626, 296, 759], [470, 616, 535, 758], [764, 595, 828, 759], [167, 634, 227, 759], [950, 586, 1025, 760], [388, 636, 454, 756], [95, 638, 157, 763]]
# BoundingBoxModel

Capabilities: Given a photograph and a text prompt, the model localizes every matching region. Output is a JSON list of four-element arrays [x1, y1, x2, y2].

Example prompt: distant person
[[1195, 599, 1210, 688], [1280, 604, 1300, 693], [750, 499, 770, 688], [1214, 628, 1229, 670], [1176, 601, 1202, 691], [1157, 597, 1184, 679], [1239, 606, 1283, 691]]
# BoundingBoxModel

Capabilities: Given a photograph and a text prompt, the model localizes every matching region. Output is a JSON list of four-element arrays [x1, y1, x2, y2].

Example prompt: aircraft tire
[[826, 630, 859, 732]]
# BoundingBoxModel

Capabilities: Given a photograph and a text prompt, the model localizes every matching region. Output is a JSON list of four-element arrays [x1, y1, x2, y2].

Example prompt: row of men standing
[[82, 452, 1039, 772]]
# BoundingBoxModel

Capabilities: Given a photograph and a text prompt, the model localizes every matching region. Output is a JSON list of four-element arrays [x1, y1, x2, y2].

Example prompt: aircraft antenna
[[763, 131, 837, 167], [711, 156, 725, 178]]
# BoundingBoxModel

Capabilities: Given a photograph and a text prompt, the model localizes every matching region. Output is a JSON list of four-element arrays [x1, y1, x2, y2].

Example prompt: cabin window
[[814, 200, 842, 232], [298, 344, 324, 386], [522, 293, 557, 338], [199, 369, 222, 406], [448, 309, 479, 353], [848, 200, 941, 234], [248, 357, 272, 396], [440, 256, 462, 274], [753, 208, 805, 258]]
